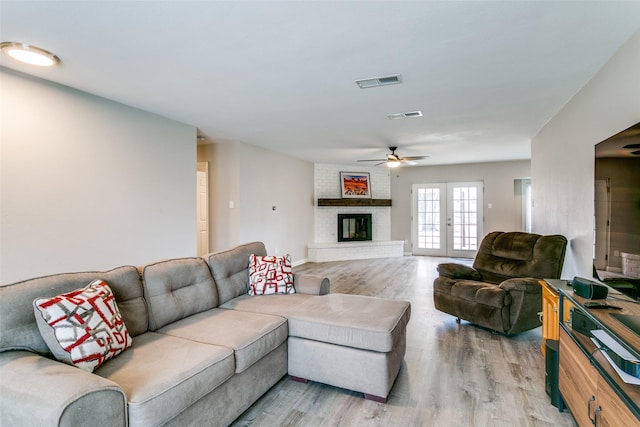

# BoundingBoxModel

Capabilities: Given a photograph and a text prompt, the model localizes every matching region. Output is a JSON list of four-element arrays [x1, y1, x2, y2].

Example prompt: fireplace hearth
[[338, 213, 372, 242]]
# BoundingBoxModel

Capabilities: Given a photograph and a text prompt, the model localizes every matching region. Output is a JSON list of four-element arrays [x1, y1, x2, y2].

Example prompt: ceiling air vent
[[356, 74, 401, 89], [387, 111, 423, 120]]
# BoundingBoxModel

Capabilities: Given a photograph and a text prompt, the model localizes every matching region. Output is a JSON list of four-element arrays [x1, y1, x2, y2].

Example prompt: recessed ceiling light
[[387, 111, 422, 120], [356, 74, 401, 89], [1, 42, 60, 66]]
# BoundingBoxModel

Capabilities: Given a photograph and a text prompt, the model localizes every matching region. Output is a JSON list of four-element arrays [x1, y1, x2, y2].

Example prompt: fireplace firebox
[[338, 213, 372, 242]]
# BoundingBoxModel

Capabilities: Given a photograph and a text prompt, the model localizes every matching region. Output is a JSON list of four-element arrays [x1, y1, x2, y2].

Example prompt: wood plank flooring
[[231, 256, 576, 427]]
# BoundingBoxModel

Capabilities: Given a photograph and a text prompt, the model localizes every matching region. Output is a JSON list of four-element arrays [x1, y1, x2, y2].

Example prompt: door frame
[[411, 181, 483, 258], [196, 162, 210, 256]]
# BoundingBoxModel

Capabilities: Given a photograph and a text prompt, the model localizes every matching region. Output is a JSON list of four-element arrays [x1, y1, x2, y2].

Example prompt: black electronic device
[[584, 301, 622, 310], [545, 339, 562, 408], [611, 314, 640, 335], [572, 309, 599, 337], [592, 334, 640, 379], [572, 276, 608, 299]]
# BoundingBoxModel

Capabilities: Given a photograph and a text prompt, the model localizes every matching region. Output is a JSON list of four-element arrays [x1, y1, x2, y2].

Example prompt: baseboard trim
[[292, 258, 308, 267]]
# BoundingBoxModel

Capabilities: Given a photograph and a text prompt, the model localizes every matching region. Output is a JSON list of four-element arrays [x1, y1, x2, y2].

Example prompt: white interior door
[[412, 182, 483, 257], [197, 162, 209, 256]]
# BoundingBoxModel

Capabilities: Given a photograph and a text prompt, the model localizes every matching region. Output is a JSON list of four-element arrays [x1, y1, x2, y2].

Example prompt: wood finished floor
[[231, 256, 576, 427]]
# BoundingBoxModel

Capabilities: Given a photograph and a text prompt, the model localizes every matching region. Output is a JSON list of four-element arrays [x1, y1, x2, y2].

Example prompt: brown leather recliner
[[434, 231, 567, 335]]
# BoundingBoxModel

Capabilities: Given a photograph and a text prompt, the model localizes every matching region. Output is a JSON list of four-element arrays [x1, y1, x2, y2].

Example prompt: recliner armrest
[[293, 274, 330, 295], [499, 277, 541, 293], [437, 263, 482, 280]]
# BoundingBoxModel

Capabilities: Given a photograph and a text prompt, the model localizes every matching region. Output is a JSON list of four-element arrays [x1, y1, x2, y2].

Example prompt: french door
[[411, 182, 483, 257]]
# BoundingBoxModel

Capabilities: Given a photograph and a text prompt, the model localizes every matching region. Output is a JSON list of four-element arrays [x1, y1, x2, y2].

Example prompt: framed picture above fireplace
[[340, 172, 371, 198]]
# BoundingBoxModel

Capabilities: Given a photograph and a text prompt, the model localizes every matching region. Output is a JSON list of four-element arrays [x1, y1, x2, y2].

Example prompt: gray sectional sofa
[[0, 242, 411, 426]]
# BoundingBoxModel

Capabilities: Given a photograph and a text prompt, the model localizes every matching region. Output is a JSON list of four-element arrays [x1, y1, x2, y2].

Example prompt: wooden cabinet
[[540, 279, 573, 355], [559, 328, 600, 426], [558, 289, 640, 427], [597, 375, 639, 427]]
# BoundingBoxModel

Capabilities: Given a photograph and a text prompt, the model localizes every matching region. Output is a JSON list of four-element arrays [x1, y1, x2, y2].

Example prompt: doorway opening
[[197, 162, 209, 256]]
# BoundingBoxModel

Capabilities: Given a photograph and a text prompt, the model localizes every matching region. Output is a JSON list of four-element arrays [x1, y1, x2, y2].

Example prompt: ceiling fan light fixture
[[386, 160, 401, 168], [355, 74, 401, 89], [1, 42, 60, 66]]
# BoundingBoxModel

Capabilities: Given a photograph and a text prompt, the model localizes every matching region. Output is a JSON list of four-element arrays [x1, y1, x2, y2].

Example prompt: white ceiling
[[2, 1, 640, 167]]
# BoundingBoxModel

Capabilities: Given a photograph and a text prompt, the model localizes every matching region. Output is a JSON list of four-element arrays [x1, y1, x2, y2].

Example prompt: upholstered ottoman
[[287, 294, 410, 402], [224, 293, 411, 402]]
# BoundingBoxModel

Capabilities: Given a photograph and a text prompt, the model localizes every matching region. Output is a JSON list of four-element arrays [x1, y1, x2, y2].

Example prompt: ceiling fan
[[357, 146, 428, 168]]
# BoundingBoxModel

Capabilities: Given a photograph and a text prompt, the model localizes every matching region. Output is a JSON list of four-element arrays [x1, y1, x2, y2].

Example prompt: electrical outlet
[[614, 250, 620, 257]]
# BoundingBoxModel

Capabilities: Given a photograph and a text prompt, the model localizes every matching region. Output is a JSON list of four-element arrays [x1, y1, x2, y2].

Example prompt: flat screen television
[[594, 121, 640, 291]]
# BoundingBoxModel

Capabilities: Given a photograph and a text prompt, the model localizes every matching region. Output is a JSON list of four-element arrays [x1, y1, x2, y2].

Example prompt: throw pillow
[[248, 254, 295, 296], [33, 279, 132, 372]]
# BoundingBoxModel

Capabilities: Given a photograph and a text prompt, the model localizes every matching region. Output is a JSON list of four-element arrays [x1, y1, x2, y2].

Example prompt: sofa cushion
[[286, 294, 411, 353], [248, 254, 295, 295], [141, 258, 218, 331], [157, 308, 287, 373], [204, 241, 267, 305], [94, 332, 234, 427], [222, 293, 411, 353], [0, 266, 146, 355], [33, 280, 132, 372], [220, 293, 317, 317]]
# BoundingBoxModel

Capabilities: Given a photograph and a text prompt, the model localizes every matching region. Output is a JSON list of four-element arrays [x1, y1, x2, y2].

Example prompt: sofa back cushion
[[204, 242, 267, 305], [0, 266, 146, 355], [141, 257, 218, 331], [473, 231, 567, 284]]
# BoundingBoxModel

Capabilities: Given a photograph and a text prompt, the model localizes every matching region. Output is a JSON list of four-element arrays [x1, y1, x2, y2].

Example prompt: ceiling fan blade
[[357, 159, 387, 162], [400, 155, 429, 161]]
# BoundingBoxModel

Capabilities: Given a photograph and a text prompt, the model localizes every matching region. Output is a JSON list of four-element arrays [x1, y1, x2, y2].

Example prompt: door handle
[[594, 406, 602, 426], [588, 396, 596, 424]]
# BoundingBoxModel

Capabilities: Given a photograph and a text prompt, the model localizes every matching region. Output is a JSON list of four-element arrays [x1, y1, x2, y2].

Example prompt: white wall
[[1, 69, 197, 284], [198, 141, 314, 263], [532, 30, 640, 279], [390, 160, 531, 253], [314, 164, 391, 243], [198, 142, 241, 253]]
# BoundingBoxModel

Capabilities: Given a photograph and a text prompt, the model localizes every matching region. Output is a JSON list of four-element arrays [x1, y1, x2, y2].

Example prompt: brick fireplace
[[308, 164, 403, 262]]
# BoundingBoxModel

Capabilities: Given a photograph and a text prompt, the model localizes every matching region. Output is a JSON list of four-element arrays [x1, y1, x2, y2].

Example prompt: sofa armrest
[[294, 274, 330, 295], [436, 263, 482, 280], [0, 351, 127, 427]]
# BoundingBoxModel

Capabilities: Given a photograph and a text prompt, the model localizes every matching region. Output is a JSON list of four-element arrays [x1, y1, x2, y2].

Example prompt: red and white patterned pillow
[[33, 279, 132, 372], [248, 254, 295, 296]]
